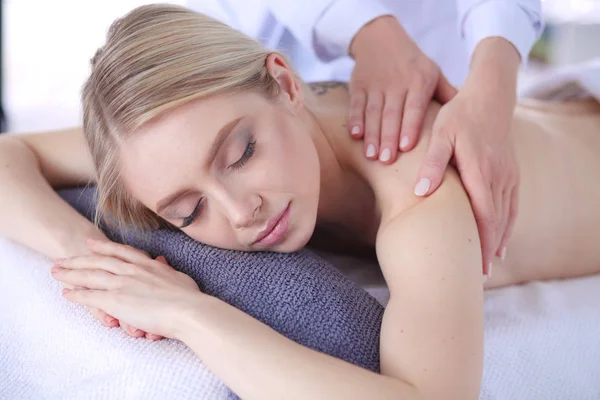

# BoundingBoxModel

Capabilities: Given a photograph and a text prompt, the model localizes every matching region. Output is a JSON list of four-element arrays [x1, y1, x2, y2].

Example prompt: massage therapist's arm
[[0, 128, 104, 258]]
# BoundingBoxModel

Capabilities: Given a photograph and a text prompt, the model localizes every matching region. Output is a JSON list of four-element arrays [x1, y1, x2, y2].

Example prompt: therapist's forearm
[[465, 37, 521, 107], [175, 294, 415, 400], [0, 137, 104, 258]]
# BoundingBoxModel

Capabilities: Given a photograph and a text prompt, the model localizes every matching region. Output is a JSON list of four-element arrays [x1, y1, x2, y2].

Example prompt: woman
[[0, 5, 599, 399]]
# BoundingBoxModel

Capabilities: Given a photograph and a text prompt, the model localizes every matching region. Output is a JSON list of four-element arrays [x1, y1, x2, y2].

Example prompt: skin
[[2, 54, 600, 398], [349, 15, 523, 273]]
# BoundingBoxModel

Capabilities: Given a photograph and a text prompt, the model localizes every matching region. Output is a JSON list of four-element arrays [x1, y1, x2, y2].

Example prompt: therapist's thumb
[[434, 74, 458, 104], [415, 131, 454, 197]]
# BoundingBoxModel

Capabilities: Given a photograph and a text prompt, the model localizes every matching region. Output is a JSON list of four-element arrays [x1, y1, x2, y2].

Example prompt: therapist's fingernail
[[400, 136, 409, 149], [351, 125, 360, 136], [414, 178, 431, 196], [500, 247, 507, 261], [366, 144, 376, 158], [379, 148, 391, 162]]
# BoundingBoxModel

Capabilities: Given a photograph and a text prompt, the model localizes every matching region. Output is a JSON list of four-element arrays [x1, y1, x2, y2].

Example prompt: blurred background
[[2, 0, 600, 133]]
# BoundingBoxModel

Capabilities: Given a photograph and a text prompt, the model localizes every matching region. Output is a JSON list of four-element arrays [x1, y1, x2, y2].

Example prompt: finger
[[145, 332, 164, 341], [87, 239, 151, 267], [378, 93, 405, 164], [51, 267, 120, 290], [461, 173, 496, 274], [363, 91, 384, 159], [88, 307, 119, 328], [498, 183, 519, 260], [155, 255, 174, 270], [59, 254, 131, 275], [399, 85, 433, 152], [494, 185, 510, 259], [119, 321, 147, 338], [434, 73, 458, 104], [348, 90, 367, 139], [414, 126, 453, 197], [62, 287, 108, 309]]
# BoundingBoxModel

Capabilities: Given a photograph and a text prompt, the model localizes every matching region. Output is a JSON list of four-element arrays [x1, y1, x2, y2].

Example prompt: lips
[[254, 203, 291, 246]]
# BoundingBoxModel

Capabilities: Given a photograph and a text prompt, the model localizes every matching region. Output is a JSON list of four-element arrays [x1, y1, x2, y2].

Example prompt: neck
[[301, 92, 378, 244]]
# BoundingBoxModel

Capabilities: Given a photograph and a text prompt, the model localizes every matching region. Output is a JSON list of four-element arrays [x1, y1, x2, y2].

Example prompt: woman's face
[[119, 88, 321, 253]]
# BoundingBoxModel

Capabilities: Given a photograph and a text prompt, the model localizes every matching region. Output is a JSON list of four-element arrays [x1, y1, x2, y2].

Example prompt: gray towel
[[59, 187, 384, 396]]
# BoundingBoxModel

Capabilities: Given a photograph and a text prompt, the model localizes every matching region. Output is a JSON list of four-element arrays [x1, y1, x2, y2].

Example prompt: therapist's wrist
[[465, 37, 520, 108], [349, 15, 404, 59]]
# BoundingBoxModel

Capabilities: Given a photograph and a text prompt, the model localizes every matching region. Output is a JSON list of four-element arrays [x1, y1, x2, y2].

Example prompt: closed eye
[[181, 199, 203, 228], [229, 139, 255, 170]]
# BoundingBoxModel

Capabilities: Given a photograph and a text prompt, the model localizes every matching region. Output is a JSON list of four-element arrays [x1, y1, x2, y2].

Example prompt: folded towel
[[55, 187, 383, 397]]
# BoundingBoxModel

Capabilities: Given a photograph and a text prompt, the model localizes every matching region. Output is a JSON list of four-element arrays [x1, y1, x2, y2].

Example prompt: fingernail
[[366, 144, 376, 158], [400, 136, 409, 149], [500, 247, 507, 261], [62, 288, 71, 295], [414, 178, 431, 196], [106, 316, 117, 325], [379, 148, 391, 162], [351, 125, 360, 136], [50, 266, 62, 274], [54, 258, 65, 266]]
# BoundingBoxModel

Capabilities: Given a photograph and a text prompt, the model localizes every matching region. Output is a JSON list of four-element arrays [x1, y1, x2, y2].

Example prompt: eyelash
[[229, 138, 256, 170], [181, 199, 203, 228], [180, 138, 256, 228]]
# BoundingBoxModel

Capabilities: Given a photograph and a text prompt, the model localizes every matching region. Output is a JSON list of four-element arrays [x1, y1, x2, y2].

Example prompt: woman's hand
[[413, 38, 522, 274], [59, 232, 162, 340], [348, 15, 457, 164], [51, 239, 201, 340]]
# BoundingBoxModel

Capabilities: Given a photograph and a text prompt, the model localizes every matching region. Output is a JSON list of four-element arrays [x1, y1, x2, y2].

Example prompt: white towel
[[519, 58, 600, 101], [321, 250, 600, 400], [0, 237, 230, 400], [3, 236, 600, 400]]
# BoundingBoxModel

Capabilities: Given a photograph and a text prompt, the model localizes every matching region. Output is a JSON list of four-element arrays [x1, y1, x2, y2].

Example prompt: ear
[[265, 53, 304, 110]]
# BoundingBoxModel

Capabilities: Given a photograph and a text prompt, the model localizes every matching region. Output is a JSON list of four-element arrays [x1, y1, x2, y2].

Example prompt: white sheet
[[318, 250, 600, 400], [2, 236, 600, 400]]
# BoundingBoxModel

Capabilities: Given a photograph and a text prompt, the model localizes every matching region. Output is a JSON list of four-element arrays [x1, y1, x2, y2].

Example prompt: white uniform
[[186, 0, 543, 86]]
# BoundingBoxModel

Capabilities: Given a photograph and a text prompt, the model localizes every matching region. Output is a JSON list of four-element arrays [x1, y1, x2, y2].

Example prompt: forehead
[[118, 91, 266, 209]]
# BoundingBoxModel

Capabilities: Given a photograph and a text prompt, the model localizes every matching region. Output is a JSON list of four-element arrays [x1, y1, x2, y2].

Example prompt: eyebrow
[[155, 117, 243, 215]]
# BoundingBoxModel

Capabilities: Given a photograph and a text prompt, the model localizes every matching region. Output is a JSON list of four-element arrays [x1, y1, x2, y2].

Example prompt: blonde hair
[[82, 4, 285, 232]]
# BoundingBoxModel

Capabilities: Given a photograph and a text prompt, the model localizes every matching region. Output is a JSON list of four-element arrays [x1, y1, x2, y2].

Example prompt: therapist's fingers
[[399, 83, 433, 152], [378, 93, 405, 164], [348, 90, 367, 139], [434, 73, 458, 105], [498, 183, 519, 261], [363, 91, 384, 160], [462, 172, 497, 275]]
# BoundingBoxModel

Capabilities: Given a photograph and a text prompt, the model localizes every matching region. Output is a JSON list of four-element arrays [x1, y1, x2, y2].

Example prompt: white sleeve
[[457, 0, 544, 65], [265, 0, 394, 62], [185, 0, 240, 29]]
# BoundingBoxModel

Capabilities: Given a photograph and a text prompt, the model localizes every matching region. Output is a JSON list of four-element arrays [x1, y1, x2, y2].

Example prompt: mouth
[[254, 202, 291, 247]]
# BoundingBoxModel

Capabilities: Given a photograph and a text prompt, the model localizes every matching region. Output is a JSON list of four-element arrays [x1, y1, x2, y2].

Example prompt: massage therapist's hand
[[51, 239, 201, 340], [414, 38, 522, 274], [347, 15, 457, 164]]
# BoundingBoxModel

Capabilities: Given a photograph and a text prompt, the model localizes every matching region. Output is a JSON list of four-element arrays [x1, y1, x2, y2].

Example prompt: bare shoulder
[[351, 102, 445, 221]]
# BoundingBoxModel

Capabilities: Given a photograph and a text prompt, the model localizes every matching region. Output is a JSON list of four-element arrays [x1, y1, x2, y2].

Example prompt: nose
[[221, 193, 262, 230]]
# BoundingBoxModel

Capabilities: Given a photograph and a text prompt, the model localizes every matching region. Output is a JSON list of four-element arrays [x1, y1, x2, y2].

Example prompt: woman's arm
[[0, 127, 103, 258], [53, 165, 483, 399], [376, 169, 484, 399]]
